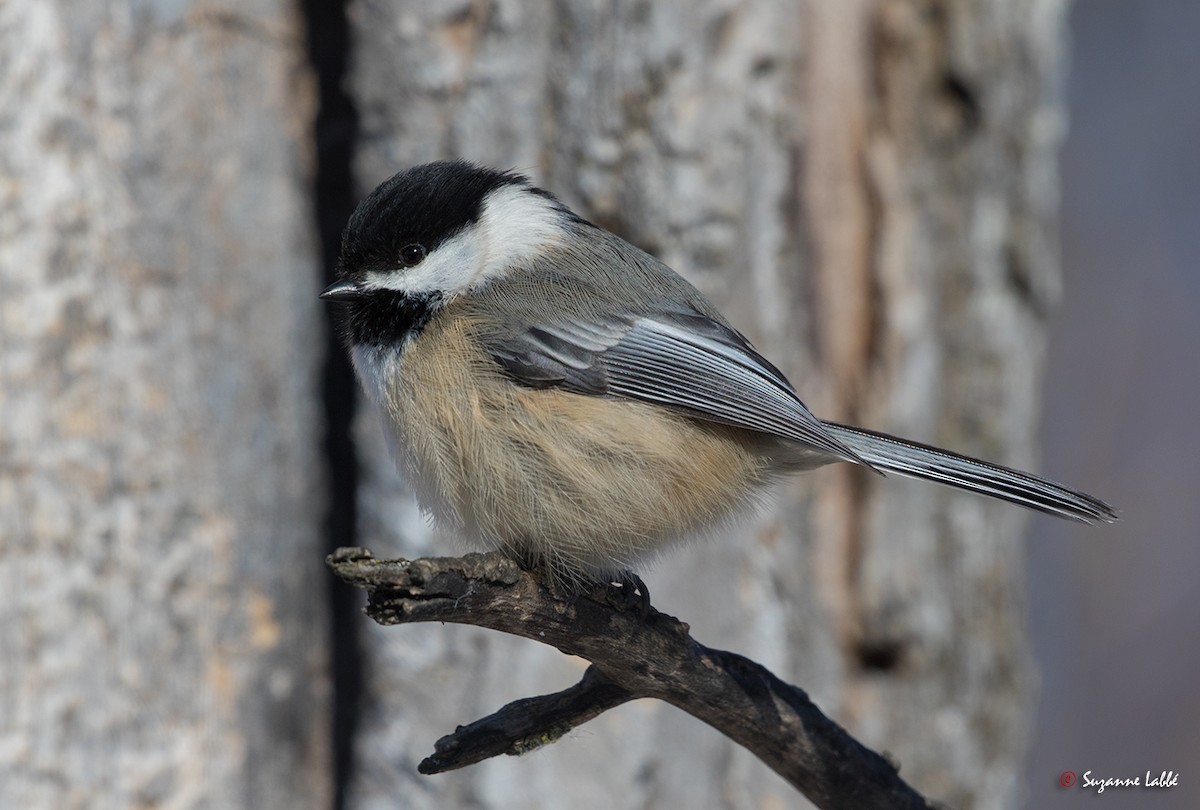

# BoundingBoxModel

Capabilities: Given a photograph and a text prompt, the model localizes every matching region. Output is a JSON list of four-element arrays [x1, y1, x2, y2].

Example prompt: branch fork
[[327, 547, 940, 810]]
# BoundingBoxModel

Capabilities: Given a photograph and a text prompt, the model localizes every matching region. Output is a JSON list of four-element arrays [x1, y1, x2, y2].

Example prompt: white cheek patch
[[363, 230, 480, 296], [474, 184, 567, 285], [359, 183, 567, 297]]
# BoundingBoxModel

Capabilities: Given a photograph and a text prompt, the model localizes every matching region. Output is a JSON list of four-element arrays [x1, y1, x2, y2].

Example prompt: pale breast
[[382, 311, 782, 582]]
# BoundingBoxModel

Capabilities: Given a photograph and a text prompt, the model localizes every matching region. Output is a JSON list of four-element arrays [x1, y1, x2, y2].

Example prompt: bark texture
[[0, 1, 1072, 808], [346, 2, 1068, 809], [0, 3, 329, 808], [329, 547, 939, 810]]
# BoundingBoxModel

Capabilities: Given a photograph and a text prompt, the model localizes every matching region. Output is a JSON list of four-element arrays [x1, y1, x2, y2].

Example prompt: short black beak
[[320, 278, 367, 301]]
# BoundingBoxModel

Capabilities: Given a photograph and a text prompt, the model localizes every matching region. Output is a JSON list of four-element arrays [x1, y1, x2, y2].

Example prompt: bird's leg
[[508, 548, 651, 619], [603, 571, 651, 621]]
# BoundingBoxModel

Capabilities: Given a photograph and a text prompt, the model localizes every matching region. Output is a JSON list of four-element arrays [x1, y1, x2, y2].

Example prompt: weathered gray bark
[[0, 3, 329, 808], [329, 548, 940, 810], [346, 2, 1068, 809]]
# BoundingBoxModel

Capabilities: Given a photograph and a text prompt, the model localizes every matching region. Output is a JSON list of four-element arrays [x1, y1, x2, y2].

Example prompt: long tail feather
[[821, 421, 1118, 524]]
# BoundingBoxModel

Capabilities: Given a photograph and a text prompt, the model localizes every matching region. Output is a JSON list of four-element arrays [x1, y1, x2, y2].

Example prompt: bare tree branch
[[421, 664, 635, 773], [327, 547, 942, 810]]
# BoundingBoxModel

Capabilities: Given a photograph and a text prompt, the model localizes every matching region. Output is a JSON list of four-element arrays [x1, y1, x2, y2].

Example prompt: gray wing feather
[[488, 311, 870, 467]]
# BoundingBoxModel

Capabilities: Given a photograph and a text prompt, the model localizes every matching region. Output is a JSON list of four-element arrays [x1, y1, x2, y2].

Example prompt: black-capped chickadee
[[323, 160, 1116, 587]]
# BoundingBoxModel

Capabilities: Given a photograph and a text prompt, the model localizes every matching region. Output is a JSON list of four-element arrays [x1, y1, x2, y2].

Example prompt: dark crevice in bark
[[853, 639, 905, 673], [302, 1, 361, 807]]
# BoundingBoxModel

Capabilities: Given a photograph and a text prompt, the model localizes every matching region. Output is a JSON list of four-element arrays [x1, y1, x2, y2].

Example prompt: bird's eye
[[400, 243, 426, 268]]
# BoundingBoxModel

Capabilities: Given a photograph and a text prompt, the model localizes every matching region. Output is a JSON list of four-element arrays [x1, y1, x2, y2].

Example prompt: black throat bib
[[348, 289, 443, 347]]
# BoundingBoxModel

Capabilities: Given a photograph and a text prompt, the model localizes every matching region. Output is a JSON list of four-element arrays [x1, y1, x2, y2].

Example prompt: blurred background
[[1027, 0, 1200, 807], [1, 1, 1196, 809]]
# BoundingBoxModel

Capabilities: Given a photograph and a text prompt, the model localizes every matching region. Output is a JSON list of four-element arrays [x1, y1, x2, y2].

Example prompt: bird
[[322, 160, 1116, 594]]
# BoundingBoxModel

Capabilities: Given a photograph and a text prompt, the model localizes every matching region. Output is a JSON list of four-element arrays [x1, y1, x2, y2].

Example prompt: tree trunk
[[0, 3, 330, 808], [0, 0, 1072, 807], [345, 1, 1068, 809]]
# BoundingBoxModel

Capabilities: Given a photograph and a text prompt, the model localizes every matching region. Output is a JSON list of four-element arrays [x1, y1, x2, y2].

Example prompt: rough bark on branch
[[327, 548, 941, 810]]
